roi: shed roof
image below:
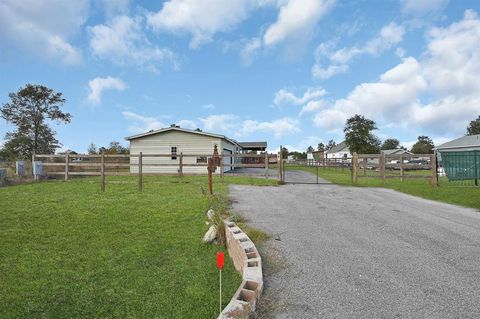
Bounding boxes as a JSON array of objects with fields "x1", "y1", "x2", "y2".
[
  {"x1": 125, "y1": 126, "x2": 241, "y2": 147},
  {"x1": 327, "y1": 141, "x2": 349, "y2": 153},
  {"x1": 381, "y1": 149, "x2": 412, "y2": 155},
  {"x1": 238, "y1": 142, "x2": 267, "y2": 150},
  {"x1": 435, "y1": 134, "x2": 480, "y2": 151}
]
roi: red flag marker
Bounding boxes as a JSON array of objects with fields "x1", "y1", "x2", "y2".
[
  {"x1": 216, "y1": 251, "x2": 225, "y2": 270},
  {"x1": 217, "y1": 251, "x2": 225, "y2": 315}
]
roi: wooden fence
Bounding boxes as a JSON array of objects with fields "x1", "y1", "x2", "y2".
[
  {"x1": 352, "y1": 152, "x2": 438, "y2": 186},
  {"x1": 32, "y1": 152, "x2": 280, "y2": 192}
]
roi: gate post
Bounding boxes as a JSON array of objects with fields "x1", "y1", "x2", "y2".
[
  {"x1": 431, "y1": 152, "x2": 438, "y2": 187},
  {"x1": 352, "y1": 152, "x2": 358, "y2": 184},
  {"x1": 278, "y1": 146, "x2": 283, "y2": 183}
]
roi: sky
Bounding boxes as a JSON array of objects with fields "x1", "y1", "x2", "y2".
[{"x1": 0, "y1": 0, "x2": 479, "y2": 153}]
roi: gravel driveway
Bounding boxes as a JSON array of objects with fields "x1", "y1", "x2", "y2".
[{"x1": 229, "y1": 174, "x2": 480, "y2": 318}]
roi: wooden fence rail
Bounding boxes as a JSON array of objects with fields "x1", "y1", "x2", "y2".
[
  {"x1": 352, "y1": 152, "x2": 438, "y2": 186},
  {"x1": 32, "y1": 152, "x2": 280, "y2": 192}
]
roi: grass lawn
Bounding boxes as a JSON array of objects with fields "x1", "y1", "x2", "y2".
[
  {"x1": 287, "y1": 166, "x2": 480, "y2": 210},
  {"x1": 0, "y1": 175, "x2": 277, "y2": 319}
]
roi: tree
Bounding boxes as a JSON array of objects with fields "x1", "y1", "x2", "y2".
[
  {"x1": 466, "y1": 115, "x2": 480, "y2": 135},
  {"x1": 306, "y1": 145, "x2": 314, "y2": 153},
  {"x1": 1, "y1": 84, "x2": 71, "y2": 159},
  {"x1": 325, "y1": 140, "x2": 336, "y2": 151},
  {"x1": 107, "y1": 141, "x2": 129, "y2": 154},
  {"x1": 381, "y1": 138, "x2": 400, "y2": 150},
  {"x1": 87, "y1": 143, "x2": 98, "y2": 155},
  {"x1": 280, "y1": 146, "x2": 288, "y2": 159},
  {"x1": 317, "y1": 142, "x2": 325, "y2": 151},
  {"x1": 411, "y1": 136, "x2": 434, "y2": 154},
  {"x1": 344, "y1": 114, "x2": 381, "y2": 154}
]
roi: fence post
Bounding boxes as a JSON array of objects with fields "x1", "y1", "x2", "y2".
[
  {"x1": 65, "y1": 154, "x2": 69, "y2": 181},
  {"x1": 207, "y1": 158, "x2": 213, "y2": 195},
  {"x1": 363, "y1": 157, "x2": 367, "y2": 176},
  {"x1": 400, "y1": 156, "x2": 404, "y2": 182},
  {"x1": 476, "y1": 150, "x2": 478, "y2": 186},
  {"x1": 264, "y1": 152, "x2": 269, "y2": 179},
  {"x1": 101, "y1": 153, "x2": 105, "y2": 192},
  {"x1": 380, "y1": 152, "x2": 386, "y2": 184},
  {"x1": 352, "y1": 153, "x2": 358, "y2": 184},
  {"x1": 220, "y1": 154, "x2": 224, "y2": 180},
  {"x1": 138, "y1": 152, "x2": 143, "y2": 192},
  {"x1": 431, "y1": 152, "x2": 438, "y2": 187},
  {"x1": 179, "y1": 152, "x2": 183, "y2": 177},
  {"x1": 32, "y1": 153, "x2": 36, "y2": 181},
  {"x1": 278, "y1": 146, "x2": 283, "y2": 182}
]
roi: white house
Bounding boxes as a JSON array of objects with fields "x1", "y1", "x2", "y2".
[
  {"x1": 325, "y1": 141, "x2": 351, "y2": 160},
  {"x1": 125, "y1": 126, "x2": 267, "y2": 174}
]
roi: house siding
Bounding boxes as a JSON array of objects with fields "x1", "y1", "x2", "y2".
[{"x1": 129, "y1": 130, "x2": 229, "y2": 174}]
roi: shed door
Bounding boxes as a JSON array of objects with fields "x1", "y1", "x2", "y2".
[{"x1": 223, "y1": 148, "x2": 232, "y2": 173}]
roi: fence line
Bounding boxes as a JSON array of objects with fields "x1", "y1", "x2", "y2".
[{"x1": 352, "y1": 152, "x2": 438, "y2": 186}]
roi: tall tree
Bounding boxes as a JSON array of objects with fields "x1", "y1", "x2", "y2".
[
  {"x1": 411, "y1": 136, "x2": 434, "y2": 154},
  {"x1": 106, "y1": 141, "x2": 129, "y2": 154},
  {"x1": 317, "y1": 142, "x2": 325, "y2": 151},
  {"x1": 344, "y1": 114, "x2": 381, "y2": 154},
  {"x1": 87, "y1": 143, "x2": 98, "y2": 155},
  {"x1": 280, "y1": 146, "x2": 288, "y2": 159},
  {"x1": 306, "y1": 145, "x2": 314, "y2": 153},
  {"x1": 325, "y1": 140, "x2": 336, "y2": 151},
  {"x1": 381, "y1": 138, "x2": 400, "y2": 150},
  {"x1": 1, "y1": 84, "x2": 71, "y2": 159},
  {"x1": 466, "y1": 115, "x2": 480, "y2": 135}
]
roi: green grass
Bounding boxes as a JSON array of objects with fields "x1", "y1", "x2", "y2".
[
  {"x1": 287, "y1": 166, "x2": 480, "y2": 210},
  {"x1": 0, "y1": 175, "x2": 277, "y2": 319}
]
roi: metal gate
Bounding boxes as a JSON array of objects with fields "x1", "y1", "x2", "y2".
[{"x1": 281, "y1": 159, "x2": 345, "y2": 184}]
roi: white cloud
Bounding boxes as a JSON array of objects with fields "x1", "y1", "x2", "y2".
[
  {"x1": 313, "y1": 22, "x2": 405, "y2": 79},
  {"x1": 100, "y1": 0, "x2": 130, "y2": 17},
  {"x1": 274, "y1": 87, "x2": 326, "y2": 105},
  {"x1": 199, "y1": 114, "x2": 238, "y2": 132},
  {"x1": 177, "y1": 119, "x2": 198, "y2": 129},
  {"x1": 312, "y1": 10, "x2": 480, "y2": 136},
  {"x1": 88, "y1": 77, "x2": 127, "y2": 104},
  {"x1": 89, "y1": 15, "x2": 176, "y2": 70},
  {"x1": 263, "y1": 0, "x2": 335, "y2": 46},
  {"x1": 202, "y1": 104, "x2": 215, "y2": 110},
  {"x1": 122, "y1": 111, "x2": 166, "y2": 134},
  {"x1": 282, "y1": 135, "x2": 323, "y2": 152},
  {"x1": 400, "y1": 0, "x2": 448, "y2": 16},
  {"x1": 240, "y1": 118, "x2": 300, "y2": 138},
  {"x1": 240, "y1": 37, "x2": 262, "y2": 65},
  {"x1": 0, "y1": 0, "x2": 86, "y2": 64},
  {"x1": 147, "y1": 0, "x2": 256, "y2": 48}
]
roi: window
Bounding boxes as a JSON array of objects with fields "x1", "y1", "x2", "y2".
[
  {"x1": 196, "y1": 156, "x2": 207, "y2": 164},
  {"x1": 171, "y1": 147, "x2": 177, "y2": 160}
]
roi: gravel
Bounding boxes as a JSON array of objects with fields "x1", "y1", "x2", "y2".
[{"x1": 229, "y1": 171, "x2": 480, "y2": 318}]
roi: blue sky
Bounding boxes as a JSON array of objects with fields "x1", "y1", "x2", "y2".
[{"x1": 1, "y1": 0, "x2": 479, "y2": 153}]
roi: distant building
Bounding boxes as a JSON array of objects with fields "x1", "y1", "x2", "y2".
[
  {"x1": 435, "y1": 134, "x2": 480, "y2": 152},
  {"x1": 381, "y1": 149, "x2": 412, "y2": 156},
  {"x1": 325, "y1": 141, "x2": 351, "y2": 160},
  {"x1": 125, "y1": 126, "x2": 267, "y2": 174}
]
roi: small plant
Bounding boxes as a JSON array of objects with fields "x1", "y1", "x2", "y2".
[{"x1": 210, "y1": 210, "x2": 226, "y2": 245}]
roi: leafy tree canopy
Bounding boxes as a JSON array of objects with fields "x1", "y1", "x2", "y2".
[
  {"x1": 317, "y1": 142, "x2": 325, "y2": 151},
  {"x1": 86, "y1": 141, "x2": 129, "y2": 155},
  {"x1": 325, "y1": 140, "x2": 336, "y2": 151},
  {"x1": 1, "y1": 84, "x2": 71, "y2": 159},
  {"x1": 466, "y1": 115, "x2": 480, "y2": 135},
  {"x1": 306, "y1": 145, "x2": 314, "y2": 153},
  {"x1": 381, "y1": 138, "x2": 400, "y2": 150},
  {"x1": 344, "y1": 114, "x2": 381, "y2": 154},
  {"x1": 411, "y1": 136, "x2": 434, "y2": 154}
]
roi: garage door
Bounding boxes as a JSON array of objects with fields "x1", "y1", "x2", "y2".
[{"x1": 223, "y1": 148, "x2": 232, "y2": 173}]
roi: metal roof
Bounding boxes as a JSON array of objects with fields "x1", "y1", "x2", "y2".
[
  {"x1": 326, "y1": 141, "x2": 349, "y2": 153},
  {"x1": 381, "y1": 149, "x2": 412, "y2": 155},
  {"x1": 435, "y1": 134, "x2": 480, "y2": 150},
  {"x1": 124, "y1": 126, "x2": 241, "y2": 147},
  {"x1": 238, "y1": 142, "x2": 267, "y2": 149}
]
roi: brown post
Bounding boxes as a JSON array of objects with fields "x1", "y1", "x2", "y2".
[
  {"x1": 431, "y1": 152, "x2": 438, "y2": 187},
  {"x1": 101, "y1": 153, "x2": 105, "y2": 192},
  {"x1": 207, "y1": 158, "x2": 213, "y2": 195},
  {"x1": 179, "y1": 152, "x2": 183, "y2": 177},
  {"x1": 400, "y1": 156, "x2": 404, "y2": 182},
  {"x1": 264, "y1": 152, "x2": 269, "y2": 179},
  {"x1": 32, "y1": 153, "x2": 36, "y2": 181},
  {"x1": 380, "y1": 152, "x2": 386, "y2": 184},
  {"x1": 352, "y1": 153, "x2": 358, "y2": 184},
  {"x1": 138, "y1": 152, "x2": 143, "y2": 192},
  {"x1": 65, "y1": 154, "x2": 69, "y2": 181},
  {"x1": 278, "y1": 146, "x2": 283, "y2": 182},
  {"x1": 363, "y1": 157, "x2": 367, "y2": 176},
  {"x1": 220, "y1": 154, "x2": 224, "y2": 180}
]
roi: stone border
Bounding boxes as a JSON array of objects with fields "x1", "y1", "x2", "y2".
[{"x1": 218, "y1": 221, "x2": 263, "y2": 319}]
